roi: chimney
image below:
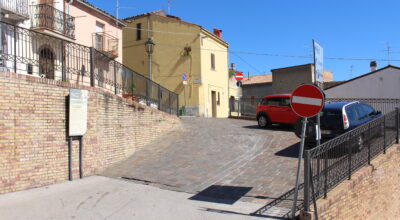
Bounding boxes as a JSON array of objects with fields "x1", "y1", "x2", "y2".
[
  {"x1": 248, "y1": 72, "x2": 250, "y2": 80},
  {"x1": 213, "y1": 28, "x2": 222, "y2": 38},
  {"x1": 370, "y1": 61, "x2": 377, "y2": 72}
]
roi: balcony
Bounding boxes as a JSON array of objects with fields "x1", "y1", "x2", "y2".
[
  {"x1": 92, "y1": 32, "x2": 119, "y2": 58},
  {"x1": 31, "y1": 4, "x2": 75, "y2": 39},
  {"x1": 0, "y1": 0, "x2": 29, "y2": 20}
]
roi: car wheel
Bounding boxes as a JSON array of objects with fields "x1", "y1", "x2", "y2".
[{"x1": 258, "y1": 115, "x2": 270, "y2": 128}]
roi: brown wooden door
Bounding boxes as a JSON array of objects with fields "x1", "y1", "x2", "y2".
[
  {"x1": 211, "y1": 91, "x2": 217, "y2": 118},
  {"x1": 39, "y1": 48, "x2": 55, "y2": 79},
  {"x1": 39, "y1": 0, "x2": 54, "y2": 30}
]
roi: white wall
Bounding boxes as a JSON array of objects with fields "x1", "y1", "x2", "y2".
[{"x1": 326, "y1": 67, "x2": 400, "y2": 99}]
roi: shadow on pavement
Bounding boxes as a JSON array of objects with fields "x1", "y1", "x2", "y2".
[
  {"x1": 242, "y1": 124, "x2": 294, "y2": 132},
  {"x1": 275, "y1": 142, "x2": 301, "y2": 158},
  {"x1": 201, "y1": 207, "x2": 288, "y2": 219},
  {"x1": 189, "y1": 185, "x2": 252, "y2": 205}
]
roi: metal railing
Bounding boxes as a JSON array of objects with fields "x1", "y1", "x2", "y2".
[
  {"x1": 0, "y1": 0, "x2": 29, "y2": 18},
  {"x1": 229, "y1": 97, "x2": 262, "y2": 117},
  {"x1": 31, "y1": 4, "x2": 75, "y2": 39},
  {"x1": 302, "y1": 107, "x2": 400, "y2": 213},
  {"x1": 92, "y1": 32, "x2": 119, "y2": 57},
  {"x1": 326, "y1": 98, "x2": 400, "y2": 114},
  {"x1": 0, "y1": 21, "x2": 179, "y2": 116}
]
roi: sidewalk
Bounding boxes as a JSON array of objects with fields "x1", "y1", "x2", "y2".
[{"x1": 0, "y1": 176, "x2": 273, "y2": 220}]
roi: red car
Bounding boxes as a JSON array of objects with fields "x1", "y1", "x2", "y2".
[{"x1": 256, "y1": 94, "x2": 300, "y2": 128}]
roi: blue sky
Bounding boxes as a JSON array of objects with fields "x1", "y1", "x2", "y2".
[{"x1": 89, "y1": 0, "x2": 400, "y2": 81}]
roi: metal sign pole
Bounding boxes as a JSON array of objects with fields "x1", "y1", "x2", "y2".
[
  {"x1": 291, "y1": 117, "x2": 308, "y2": 218},
  {"x1": 313, "y1": 40, "x2": 324, "y2": 148}
]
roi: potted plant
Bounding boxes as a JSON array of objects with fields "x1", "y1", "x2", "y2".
[
  {"x1": 123, "y1": 81, "x2": 137, "y2": 101},
  {"x1": 184, "y1": 46, "x2": 192, "y2": 56}
]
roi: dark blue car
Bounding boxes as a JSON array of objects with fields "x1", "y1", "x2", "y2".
[{"x1": 294, "y1": 102, "x2": 382, "y2": 149}]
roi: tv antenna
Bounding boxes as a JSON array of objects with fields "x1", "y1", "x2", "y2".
[
  {"x1": 168, "y1": 0, "x2": 175, "y2": 14},
  {"x1": 380, "y1": 41, "x2": 392, "y2": 65},
  {"x1": 116, "y1": 0, "x2": 136, "y2": 25}
]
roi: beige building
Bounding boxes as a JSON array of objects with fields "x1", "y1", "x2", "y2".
[
  {"x1": 123, "y1": 10, "x2": 230, "y2": 117},
  {"x1": 272, "y1": 63, "x2": 333, "y2": 94}
]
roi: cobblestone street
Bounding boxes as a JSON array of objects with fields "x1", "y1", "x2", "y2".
[{"x1": 103, "y1": 117, "x2": 302, "y2": 210}]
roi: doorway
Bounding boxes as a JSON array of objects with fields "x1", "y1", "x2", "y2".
[
  {"x1": 39, "y1": 47, "x2": 55, "y2": 79},
  {"x1": 39, "y1": 0, "x2": 54, "y2": 30},
  {"x1": 211, "y1": 91, "x2": 217, "y2": 118}
]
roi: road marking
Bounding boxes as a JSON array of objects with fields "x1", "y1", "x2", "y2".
[{"x1": 292, "y1": 96, "x2": 322, "y2": 106}]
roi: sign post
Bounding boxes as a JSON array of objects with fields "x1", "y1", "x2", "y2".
[
  {"x1": 290, "y1": 84, "x2": 324, "y2": 218},
  {"x1": 182, "y1": 73, "x2": 188, "y2": 108},
  {"x1": 235, "y1": 72, "x2": 244, "y2": 116},
  {"x1": 69, "y1": 89, "x2": 89, "y2": 180},
  {"x1": 313, "y1": 40, "x2": 324, "y2": 144}
]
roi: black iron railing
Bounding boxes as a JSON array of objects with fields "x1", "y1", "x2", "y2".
[
  {"x1": 0, "y1": 21, "x2": 179, "y2": 116},
  {"x1": 0, "y1": 0, "x2": 29, "y2": 18},
  {"x1": 31, "y1": 4, "x2": 75, "y2": 39},
  {"x1": 326, "y1": 98, "x2": 400, "y2": 114},
  {"x1": 229, "y1": 97, "x2": 262, "y2": 117},
  {"x1": 92, "y1": 32, "x2": 119, "y2": 57},
  {"x1": 302, "y1": 107, "x2": 400, "y2": 213}
]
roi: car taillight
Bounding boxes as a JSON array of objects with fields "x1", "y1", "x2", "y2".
[{"x1": 343, "y1": 114, "x2": 349, "y2": 129}]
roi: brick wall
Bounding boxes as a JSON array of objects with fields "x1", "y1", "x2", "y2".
[
  {"x1": 302, "y1": 145, "x2": 400, "y2": 220},
  {"x1": 0, "y1": 71, "x2": 180, "y2": 194}
]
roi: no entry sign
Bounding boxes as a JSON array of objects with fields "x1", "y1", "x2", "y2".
[
  {"x1": 235, "y1": 72, "x2": 244, "y2": 81},
  {"x1": 290, "y1": 84, "x2": 324, "y2": 118}
]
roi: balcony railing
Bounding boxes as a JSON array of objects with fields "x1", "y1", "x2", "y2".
[
  {"x1": 31, "y1": 4, "x2": 75, "y2": 39},
  {"x1": 0, "y1": 0, "x2": 29, "y2": 19},
  {"x1": 92, "y1": 32, "x2": 119, "y2": 58}
]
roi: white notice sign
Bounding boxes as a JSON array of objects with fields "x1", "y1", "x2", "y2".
[
  {"x1": 313, "y1": 40, "x2": 324, "y2": 84},
  {"x1": 69, "y1": 89, "x2": 88, "y2": 136}
]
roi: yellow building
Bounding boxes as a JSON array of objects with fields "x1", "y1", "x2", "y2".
[{"x1": 123, "y1": 10, "x2": 230, "y2": 117}]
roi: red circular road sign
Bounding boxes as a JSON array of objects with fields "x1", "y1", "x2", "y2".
[
  {"x1": 290, "y1": 84, "x2": 324, "y2": 118},
  {"x1": 235, "y1": 72, "x2": 244, "y2": 81}
]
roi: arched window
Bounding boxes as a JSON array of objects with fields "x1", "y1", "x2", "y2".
[{"x1": 39, "y1": 47, "x2": 55, "y2": 79}]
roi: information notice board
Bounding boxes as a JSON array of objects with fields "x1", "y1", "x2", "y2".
[{"x1": 69, "y1": 89, "x2": 88, "y2": 136}]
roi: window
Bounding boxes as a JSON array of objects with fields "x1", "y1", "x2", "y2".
[
  {"x1": 266, "y1": 97, "x2": 282, "y2": 106},
  {"x1": 263, "y1": 97, "x2": 290, "y2": 107},
  {"x1": 320, "y1": 111, "x2": 342, "y2": 128},
  {"x1": 211, "y1": 53, "x2": 215, "y2": 70},
  {"x1": 260, "y1": 98, "x2": 268, "y2": 105},
  {"x1": 355, "y1": 105, "x2": 368, "y2": 120},
  {"x1": 361, "y1": 104, "x2": 375, "y2": 116},
  {"x1": 95, "y1": 22, "x2": 105, "y2": 50},
  {"x1": 281, "y1": 98, "x2": 290, "y2": 107},
  {"x1": 136, "y1": 23, "x2": 141, "y2": 41},
  {"x1": 346, "y1": 106, "x2": 358, "y2": 122}
]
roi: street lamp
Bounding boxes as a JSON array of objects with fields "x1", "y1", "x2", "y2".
[{"x1": 145, "y1": 38, "x2": 155, "y2": 80}]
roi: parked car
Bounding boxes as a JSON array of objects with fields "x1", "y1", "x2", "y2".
[
  {"x1": 294, "y1": 101, "x2": 382, "y2": 150},
  {"x1": 256, "y1": 94, "x2": 300, "y2": 128}
]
